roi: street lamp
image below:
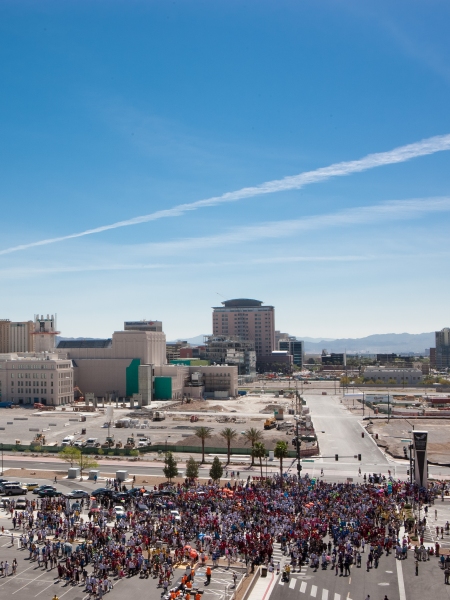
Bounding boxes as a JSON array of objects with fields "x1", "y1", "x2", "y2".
[{"x1": 0, "y1": 443, "x2": 3, "y2": 476}]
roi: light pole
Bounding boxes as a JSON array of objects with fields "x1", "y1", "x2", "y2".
[{"x1": 1, "y1": 443, "x2": 3, "y2": 476}]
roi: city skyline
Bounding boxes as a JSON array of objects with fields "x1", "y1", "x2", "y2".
[{"x1": 1, "y1": 1, "x2": 450, "y2": 339}]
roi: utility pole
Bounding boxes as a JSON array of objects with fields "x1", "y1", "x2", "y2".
[{"x1": 295, "y1": 389, "x2": 302, "y2": 485}]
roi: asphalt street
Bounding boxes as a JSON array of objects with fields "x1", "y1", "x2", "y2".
[{"x1": 0, "y1": 512, "x2": 245, "y2": 600}]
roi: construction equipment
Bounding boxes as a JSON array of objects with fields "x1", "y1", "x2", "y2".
[
  {"x1": 153, "y1": 411, "x2": 166, "y2": 421},
  {"x1": 115, "y1": 441, "x2": 123, "y2": 448},
  {"x1": 190, "y1": 415, "x2": 199, "y2": 422},
  {"x1": 124, "y1": 436, "x2": 136, "y2": 449},
  {"x1": 73, "y1": 386, "x2": 85, "y2": 402},
  {"x1": 101, "y1": 436, "x2": 115, "y2": 449},
  {"x1": 33, "y1": 433, "x2": 46, "y2": 445},
  {"x1": 264, "y1": 417, "x2": 277, "y2": 430}
]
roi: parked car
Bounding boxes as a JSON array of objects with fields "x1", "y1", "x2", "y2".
[
  {"x1": 25, "y1": 482, "x2": 39, "y2": 491},
  {"x1": 170, "y1": 509, "x2": 181, "y2": 522},
  {"x1": 66, "y1": 489, "x2": 90, "y2": 499},
  {"x1": 113, "y1": 505, "x2": 126, "y2": 518},
  {"x1": 33, "y1": 485, "x2": 55, "y2": 495},
  {"x1": 38, "y1": 488, "x2": 62, "y2": 498},
  {"x1": 15, "y1": 497, "x2": 27, "y2": 509},
  {"x1": 91, "y1": 488, "x2": 114, "y2": 498},
  {"x1": 0, "y1": 484, "x2": 28, "y2": 496}
]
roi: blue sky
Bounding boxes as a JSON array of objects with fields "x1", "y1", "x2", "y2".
[{"x1": 1, "y1": 0, "x2": 450, "y2": 340}]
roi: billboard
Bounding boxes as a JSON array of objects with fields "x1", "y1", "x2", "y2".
[{"x1": 413, "y1": 430, "x2": 428, "y2": 488}]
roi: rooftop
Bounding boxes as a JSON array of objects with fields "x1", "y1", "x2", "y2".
[
  {"x1": 217, "y1": 298, "x2": 264, "y2": 308},
  {"x1": 57, "y1": 339, "x2": 112, "y2": 349}
]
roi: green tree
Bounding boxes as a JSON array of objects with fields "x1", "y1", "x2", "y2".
[
  {"x1": 194, "y1": 426, "x2": 213, "y2": 464},
  {"x1": 163, "y1": 451, "x2": 178, "y2": 482},
  {"x1": 251, "y1": 442, "x2": 266, "y2": 478},
  {"x1": 220, "y1": 427, "x2": 238, "y2": 464},
  {"x1": 209, "y1": 456, "x2": 223, "y2": 483},
  {"x1": 185, "y1": 456, "x2": 200, "y2": 480},
  {"x1": 58, "y1": 446, "x2": 99, "y2": 478},
  {"x1": 274, "y1": 440, "x2": 288, "y2": 483},
  {"x1": 243, "y1": 427, "x2": 263, "y2": 466}
]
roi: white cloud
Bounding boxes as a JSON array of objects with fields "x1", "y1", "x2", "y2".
[
  {"x1": 119, "y1": 196, "x2": 450, "y2": 256},
  {"x1": 1, "y1": 133, "x2": 450, "y2": 256}
]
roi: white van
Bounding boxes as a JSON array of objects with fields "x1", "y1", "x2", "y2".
[
  {"x1": 61, "y1": 435, "x2": 75, "y2": 447},
  {"x1": 85, "y1": 438, "x2": 99, "y2": 448}
]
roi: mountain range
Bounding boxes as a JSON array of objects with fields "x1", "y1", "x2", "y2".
[{"x1": 174, "y1": 332, "x2": 435, "y2": 354}]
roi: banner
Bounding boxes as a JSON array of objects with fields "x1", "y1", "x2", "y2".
[{"x1": 413, "y1": 431, "x2": 428, "y2": 488}]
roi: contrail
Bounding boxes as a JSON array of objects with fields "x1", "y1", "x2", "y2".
[{"x1": 2, "y1": 132, "x2": 450, "y2": 256}]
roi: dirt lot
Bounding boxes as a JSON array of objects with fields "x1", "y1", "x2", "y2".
[{"x1": 368, "y1": 418, "x2": 450, "y2": 465}]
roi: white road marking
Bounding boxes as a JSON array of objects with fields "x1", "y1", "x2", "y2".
[
  {"x1": 35, "y1": 581, "x2": 57, "y2": 597},
  {"x1": 289, "y1": 578, "x2": 296, "y2": 589},
  {"x1": 12, "y1": 571, "x2": 49, "y2": 594},
  {"x1": 300, "y1": 581, "x2": 307, "y2": 593},
  {"x1": 311, "y1": 585, "x2": 317, "y2": 597},
  {"x1": 322, "y1": 589, "x2": 328, "y2": 600},
  {"x1": 334, "y1": 594, "x2": 341, "y2": 600}
]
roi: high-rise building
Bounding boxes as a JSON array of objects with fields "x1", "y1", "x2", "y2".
[
  {"x1": 0, "y1": 319, "x2": 35, "y2": 353},
  {"x1": 279, "y1": 337, "x2": 304, "y2": 368},
  {"x1": 212, "y1": 298, "x2": 275, "y2": 357},
  {"x1": 436, "y1": 328, "x2": 450, "y2": 369}
]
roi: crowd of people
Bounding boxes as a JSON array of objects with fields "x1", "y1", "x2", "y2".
[{"x1": 0, "y1": 473, "x2": 447, "y2": 598}]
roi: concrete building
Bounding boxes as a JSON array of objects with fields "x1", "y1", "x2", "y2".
[
  {"x1": 363, "y1": 366, "x2": 423, "y2": 384},
  {"x1": 436, "y1": 328, "x2": 450, "y2": 369},
  {"x1": 0, "y1": 353, "x2": 74, "y2": 406},
  {"x1": 279, "y1": 337, "x2": 304, "y2": 368},
  {"x1": 33, "y1": 315, "x2": 59, "y2": 353},
  {"x1": 204, "y1": 335, "x2": 256, "y2": 375},
  {"x1": 212, "y1": 298, "x2": 275, "y2": 357},
  {"x1": 57, "y1": 330, "x2": 166, "y2": 400},
  {"x1": 0, "y1": 319, "x2": 35, "y2": 353},
  {"x1": 152, "y1": 363, "x2": 238, "y2": 400}
]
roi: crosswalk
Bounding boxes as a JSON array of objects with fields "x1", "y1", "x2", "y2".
[{"x1": 277, "y1": 578, "x2": 352, "y2": 600}]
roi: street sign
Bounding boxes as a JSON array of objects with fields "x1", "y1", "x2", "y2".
[
  {"x1": 302, "y1": 459, "x2": 314, "y2": 462},
  {"x1": 401, "y1": 439, "x2": 412, "y2": 443}
]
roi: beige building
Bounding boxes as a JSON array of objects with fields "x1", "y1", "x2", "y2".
[
  {"x1": 0, "y1": 319, "x2": 35, "y2": 353},
  {"x1": 0, "y1": 314, "x2": 58, "y2": 353},
  {"x1": 0, "y1": 353, "x2": 74, "y2": 406},
  {"x1": 212, "y1": 298, "x2": 275, "y2": 357},
  {"x1": 58, "y1": 330, "x2": 167, "y2": 399}
]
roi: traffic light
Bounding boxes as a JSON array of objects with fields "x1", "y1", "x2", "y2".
[
  {"x1": 335, "y1": 454, "x2": 339, "y2": 461},
  {"x1": 297, "y1": 464, "x2": 302, "y2": 472},
  {"x1": 403, "y1": 446, "x2": 408, "y2": 458},
  {"x1": 292, "y1": 437, "x2": 298, "y2": 447},
  {"x1": 407, "y1": 469, "x2": 410, "y2": 476},
  {"x1": 358, "y1": 454, "x2": 361, "y2": 461}
]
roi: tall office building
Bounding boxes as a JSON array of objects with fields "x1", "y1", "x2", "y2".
[
  {"x1": 279, "y1": 337, "x2": 304, "y2": 368},
  {"x1": 212, "y1": 298, "x2": 275, "y2": 357},
  {"x1": 436, "y1": 327, "x2": 450, "y2": 369},
  {"x1": 0, "y1": 319, "x2": 34, "y2": 353}
]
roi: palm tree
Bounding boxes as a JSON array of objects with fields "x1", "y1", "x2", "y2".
[
  {"x1": 194, "y1": 426, "x2": 213, "y2": 464},
  {"x1": 242, "y1": 427, "x2": 263, "y2": 466},
  {"x1": 274, "y1": 440, "x2": 288, "y2": 483},
  {"x1": 220, "y1": 427, "x2": 238, "y2": 464},
  {"x1": 251, "y1": 442, "x2": 266, "y2": 479}
]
